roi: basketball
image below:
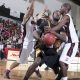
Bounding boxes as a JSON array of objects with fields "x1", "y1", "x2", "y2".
[{"x1": 42, "y1": 33, "x2": 56, "y2": 46}]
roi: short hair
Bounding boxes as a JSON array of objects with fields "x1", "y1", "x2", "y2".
[
  {"x1": 63, "y1": 3, "x2": 71, "y2": 12},
  {"x1": 53, "y1": 10, "x2": 60, "y2": 15},
  {"x1": 36, "y1": 19, "x2": 42, "y2": 26}
]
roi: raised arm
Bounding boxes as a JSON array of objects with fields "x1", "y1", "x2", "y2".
[
  {"x1": 23, "y1": 0, "x2": 35, "y2": 24},
  {"x1": 33, "y1": 29, "x2": 42, "y2": 42},
  {"x1": 44, "y1": 15, "x2": 70, "y2": 33},
  {"x1": 52, "y1": 31, "x2": 66, "y2": 42},
  {"x1": 52, "y1": 15, "x2": 69, "y2": 31},
  {"x1": 36, "y1": 5, "x2": 48, "y2": 20}
]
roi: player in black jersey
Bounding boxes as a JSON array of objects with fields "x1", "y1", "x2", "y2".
[{"x1": 23, "y1": 10, "x2": 66, "y2": 80}]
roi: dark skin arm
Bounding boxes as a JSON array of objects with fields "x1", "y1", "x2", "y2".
[
  {"x1": 52, "y1": 31, "x2": 66, "y2": 42},
  {"x1": 33, "y1": 29, "x2": 66, "y2": 42},
  {"x1": 44, "y1": 15, "x2": 69, "y2": 32},
  {"x1": 44, "y1": 15, "x2": 69, "y2": 42},
  {"x1": 23, "y1": 0, "x2": 35, "y2": 24},
  {"x1": 34, "y1": 14, "x2": 68, "y2": 42}
]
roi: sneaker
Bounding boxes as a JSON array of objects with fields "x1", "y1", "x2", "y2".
[
  {"x1": 3, "y1": 69, "x2": 10, "y2": 79},
  {"x1": 35, "y1": 69, "x2": 42, "y2": 78}
]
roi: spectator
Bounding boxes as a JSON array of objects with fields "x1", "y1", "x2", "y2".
[
  {"x1": 0, "y1": 16, "x2": 22, "y2": 49},
  {"x1": 0, "y1": 40, "x2": 5, "y2": 60}
]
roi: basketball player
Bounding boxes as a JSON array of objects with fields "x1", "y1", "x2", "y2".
[
  {"x1": 44, "y1": 3, "x2": 79, "y2": 80},
  {"x1": 3, "y1": 0, "x2": 42, "y2": 79},
  {"x1": 23, "y1": 10, "x2": 67, "y2": 80},
  {"x1": 4, "y1": 0, "x2": 49, "y2": 79}
]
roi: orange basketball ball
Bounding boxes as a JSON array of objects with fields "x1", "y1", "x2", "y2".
[{"x1": 42, "y1": 33, "x2": 56, "y2": 46}]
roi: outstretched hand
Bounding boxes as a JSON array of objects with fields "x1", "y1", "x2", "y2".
[
  {"x1": 32, "y1": 0, "x2": 35, "y2": 2},
  {"x1": 32, "y1": 0, "x2": 35, "y2": 3},
  {"x1": 44, "y1": 5, "x2": 48, "y2": 11}
]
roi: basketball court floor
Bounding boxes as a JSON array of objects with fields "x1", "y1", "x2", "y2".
[{"x1": 0, "y1": 60, "x2": 80, "y2": 80}]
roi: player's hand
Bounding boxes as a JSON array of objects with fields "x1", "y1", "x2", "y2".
[
  {"x1": 32, "y1": 0, "x2": 35, "y2": 3},
  {"x1": 32, "y1": 0, "x2": 35, "y2": 1},
  {"x1": 44, "y1": 26, "x2": 53, "y2": 33},
  {"x1": 44, "y1": 5, "x2": 48, "y2": 12},
  {"x1": 38, "y1": 34, "x2": 44, "y2": 43},
  {"x1": 41, "y1": 33, "x2": 44, "y2": 41}
]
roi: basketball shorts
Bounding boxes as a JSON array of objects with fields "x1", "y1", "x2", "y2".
[
  {"x1": 37, "y1": 44, "x2": 60, "y2": 68},
  {"x1": 17, "y1": 40, "x2": 36, "y2": 64},
  {"x1": 59, "y1": 43, "x2": 78, "y2": 64}
]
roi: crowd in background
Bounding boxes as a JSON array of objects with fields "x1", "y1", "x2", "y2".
[{"x1": 0, "y1": 17, "x2": 22, "y2": 60}]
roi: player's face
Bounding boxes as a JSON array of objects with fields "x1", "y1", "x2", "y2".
[
  {"x1": 53, "y1": 11, "x2": 61, "y2": 21},
  {"x1": 60, "y1": 5, "x2": 66, "y2": 14}
]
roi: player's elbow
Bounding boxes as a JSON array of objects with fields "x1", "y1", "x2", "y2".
[
  {"x1": 33, "y1": 30, "x2": 40, "y2": 41},
  {"x1": 63, "y1": 35, "x2": 68, "y2": 42},
  {"x1": 60, "y1": 32, "x2": 66, "y2": 42},
  {"x1": 33, "y1": 34, "x2": 36, "y2": 39},
  {"x1": 61, "y1": 35, "x2": 66, "y2": 42},
  {"x1": 62, "y1": 38, "x2": 66, "y2": 42}
]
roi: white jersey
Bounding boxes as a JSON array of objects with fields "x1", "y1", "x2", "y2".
[
  {"x1": 17, "y1": 17, "x2": 37, "y2": 64},
  {"x1": 64, "y1": 14, "x2": 79, "y2": 43},
  {"x1": 21, "y1": 17, "x2": 35, "y2": 42},
  {"x1": 25, "y1": 17, "x2": 35, "y2": 41}
]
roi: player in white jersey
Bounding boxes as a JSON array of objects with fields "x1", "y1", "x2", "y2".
[
  {"x1": 44, "y1": 3, "x2": 79, "y2": 80},
  {"x1": 4, "y1": 0, "x2": 48, "y2": 79},
  {"x1": 3, "y1": 0, "x2": 41, "y2": 79}
]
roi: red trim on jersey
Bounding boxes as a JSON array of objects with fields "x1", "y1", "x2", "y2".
[
  {"x1": 19, "y1": 36, "x2": 25, "y2": 57},
  {"x1": 67, "y1": 43, "x2": 75, "y2": 57}
]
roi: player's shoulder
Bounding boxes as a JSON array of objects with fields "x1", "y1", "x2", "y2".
[{"x1": 62, "y1": 14, "x2": 70, "y2": 20}]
